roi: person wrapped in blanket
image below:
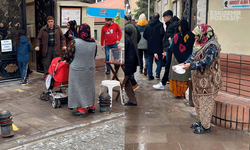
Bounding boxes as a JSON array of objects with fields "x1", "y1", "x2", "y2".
[
  {"x1": 168, "y1": 19, "x2": 195, "y2": 98},
  {"x1": 181, "y1": 24, "x2": 223, "y2": 134},
  {"x1": 60, "y1": 23, "x2": 97, "y2": 117}
]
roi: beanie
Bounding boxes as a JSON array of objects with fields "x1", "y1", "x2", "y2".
[
  {"x1": 46, "y1": 16, "x2": 54, "y2": 22},
  {"x1": 139, "y1": 13, "x2": 146, "y2": 20}
]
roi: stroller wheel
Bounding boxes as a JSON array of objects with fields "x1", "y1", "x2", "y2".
[
  {"x1": 52, "y1": 99, "x2": 57, "y2": 109},
  {"x1": 45, "y1": 92, "x2": 50, "y2": 101},
  {"x1": 57, "y1": 100, "x2": 61, "y2": 108},
  {"x1": 40, "y1": 92, "x2": 45, "y2": 100}
]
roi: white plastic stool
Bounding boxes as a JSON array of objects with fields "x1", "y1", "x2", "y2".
[{"x1": 99, "y1": 80, "x2": 124, "y2": 107}]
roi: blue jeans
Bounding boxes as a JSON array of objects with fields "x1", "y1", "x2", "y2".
[
  {"x1": 18, "y1": 62, "x2": 28, "y2": 82},
  {"x1": 148, "y1": 53, "x2": 162, "y2": 77},
  {"x1": 105, "y1": 44, "x2": 118, "y2": 70}
]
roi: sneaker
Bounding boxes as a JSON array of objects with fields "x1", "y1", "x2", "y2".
[
  {"x1": 148, "y1": 76, "x2": 154, "y2": 81},
  {"x1": 156, "y1": 74, "x2": 160, "y2": 79},
  {"x1": 143, "y1": 68, "x2": 147, "y2": 76},
  {"x1": 106, "y1": 70, "x2": 110, "y2": 75},
  {"x1": 21, "y1": 81, "x2": 29, "y2": 85},
  {"x1": 166, "y1": 81, "x2": 170, "y2": 84},
  {"x1": 153, "y1": 82, "x2": 165, "y2": 90},
  {"x1": 132, "y1": 84, "x2": 140, "y2": 91}
]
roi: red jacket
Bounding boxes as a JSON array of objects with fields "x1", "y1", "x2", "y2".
[{"x1": 101, "y1": 22, "x2": 122, "y2": 46}]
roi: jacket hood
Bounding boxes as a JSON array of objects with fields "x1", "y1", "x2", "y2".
[
  {"x1": 137, "y1": 19, "x2": 148, "y2": 26},
  {"x1": 149, "y1": 18, "x2": 160, "y2": 26},
  {"x1": 20, "y1": 35, "x2": 28, "y2": 43}
]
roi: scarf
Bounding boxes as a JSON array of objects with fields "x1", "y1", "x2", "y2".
[
  {"x1": 173, "y1": 19, "x2": 195, "y2": 63},
  {"x1": 192, "y1": 24, "x2": 217, "y2": 51},
  {"x1": 78, "y1": 23, "x2": 95, "y2": 42}
]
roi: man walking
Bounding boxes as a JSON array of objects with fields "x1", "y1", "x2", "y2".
[
  {"x1": 153, "y1": 10, "x2": 179, "y2": 89},
  {"x1": 101, "y1": 18, "x2": 122, "y2": 75},
  {"x1": 35, "y1": 16, "x2": 66, "y2": 78},
  {"x1": 143, "y1": 12, "x2": 165, "y2": 81}
]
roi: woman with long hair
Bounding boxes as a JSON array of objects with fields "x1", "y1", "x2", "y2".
[
  {"x1": 182, "y1": 24, "x2": 223, "y2": 134},
  {"x1": 14, "y1": 30, "x2": 33, "y2": 85}
]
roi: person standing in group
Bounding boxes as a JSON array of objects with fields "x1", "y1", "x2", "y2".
[
  {"x1": 124, "y1": 26, "x2": 138, "y2": 106},
  {"x1": 182, "y1": 24, "x2": 223, "y2": 133},
  {"x1": 61, "y1": 23, "x2": 97, "y2": 117},
  {"x1": 35, "y1": 16, "x2": 66, "y2": 79},
  {"x1": 136, "y1": 13, "x2": 148, "y2": 76},
  {"x1": 153, "y1": 10, "x2": 179, "y2": 89},
  {"x1": 64, "y1": 20, "x2": 78, "y2": 46},
  {"x1": 14, "y1": 31, "x2": 33, "y2": 85},
  {"x1": 125, "y1": 14, "x2": 140, "y2": 91},
  {"x1": 143, "y1": 12, "x2": 165, "y2": 81},
  {"x1": 101, "y1": 18, "x2": 122, "y2": 75},
  {"x1": 168, "y1": 19, "x2": 195, "y2": 98}
]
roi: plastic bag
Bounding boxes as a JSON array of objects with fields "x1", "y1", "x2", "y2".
[
  {"x1": 172, "y1": 65, "x2": 186, "y2": 74},
  {"x1": 185, "y1": 88, "x2": 189, "y2": 101}
]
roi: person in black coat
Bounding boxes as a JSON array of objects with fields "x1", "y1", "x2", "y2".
[
  {"x1": 153, "y1": 10, "x2": 180, "y2": 89},
  {"x1": 124, "y1": 26, "x2": 138, "y2": 106},
  {"x1": 143, "y1": 12, "x2": 165, "y2": 81}
]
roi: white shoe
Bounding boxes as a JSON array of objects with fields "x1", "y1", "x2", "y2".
[{"x1": 153, "y1": 82, "x2": 165, "y2": 90}]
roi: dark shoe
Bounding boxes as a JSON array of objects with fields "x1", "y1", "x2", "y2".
[
  {"x1": 68, "y1": 108, "x2": 73, "y2": 110},
  {"x1": 21, "y1": 81, "x2": 29, "y2": 85},
  {"x1": 193, "y1": 125, "x2": 211, "y2": 134},
  {"x1": 139, "y1": 69, "x2": 143, "y2": 74},
  {"x1": 156, "y1": 74, "x2": 160, "y2": 79},
  {"x1": 190, "y1": 121, "x2": 201, "y2": 129},
  {"x1": 143, "y1": 68, "x2": 147, "y2": 76},
  {"x1": 72, "y1": 107, "x2": 86, "y2": 117},
  {"x1": 28, "y1": 70, "x2": 33, "y2": 74},
  {"x1": 176, "y1": 96, "x2": 182, "y2": 99},
  {"x1": 148, "y1": 76, "x2": 154, "y2": 81},
  {"x1": 124, "y1": 102, "x2": 137, "y2": 106},
  {"x1": 87, "y1": 105, "x2": 95, "y2": 113},
  {"x1": 106, "y1": 70, "x2": 110, "y2": 75}
]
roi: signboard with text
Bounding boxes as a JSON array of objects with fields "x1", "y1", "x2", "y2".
[
  {"x1": 222, "y1": 0, "x2": 250, "y2": 10},
  {"x1": 1, "y1": 40, "x2": 12, "y2": 52}
]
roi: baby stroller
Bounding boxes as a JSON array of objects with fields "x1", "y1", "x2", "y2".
[{"x1": 40, "y1": 57, "x2": 69, "y2": 108}]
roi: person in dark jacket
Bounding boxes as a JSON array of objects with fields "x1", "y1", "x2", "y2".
[
  {"x1": 125, "y1": 14, "x2": 140, "y2": 91},
  {"x1": 124, "y1": 26, "x2": 138, "y2": 106},
  {"x1": 14, "y1": 31, "x2": 33, "y2": 85},
  {"x1": 64, "y1": 20, "x2": 78, "y2": 46},
  {"x1": 153, "y1": 10, "x2": 179, "y2": 88},
  {"x1": 143, "y1": 12, "x2": 165, "y2": 81},
  {"x1": 136, "y1": 13, "x2": 148, "y2": 76}
]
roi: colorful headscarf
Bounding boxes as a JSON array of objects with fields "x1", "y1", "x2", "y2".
[
  {"x1": 192, "y1": 24, "x2": 216, "y2": 51},
  {"x1": 78, "y1": 23, "x2": 95, "y2": 42},
  {"x1": 67, "y1": 20, "x2": 78, "y2": 38}
]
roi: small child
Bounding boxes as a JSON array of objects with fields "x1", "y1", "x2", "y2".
[{"x1": 14, "y1": 31, "x2": 33, "y2": 85}]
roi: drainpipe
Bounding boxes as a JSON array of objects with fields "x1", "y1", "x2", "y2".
[{"x1": 148, "y1": 0, "x2": 150, "y2": 21}]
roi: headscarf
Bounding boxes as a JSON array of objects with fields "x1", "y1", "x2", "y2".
[
  {"x1": 192, "y1": 24, "x2": 217, "y2": 51},
  {"x1": 173, "y1": 19, "x2": 195, "y2": 63},
  {"x1": 66, "y1": 20, "x2": 78, "y2": 38},
  {"x1": 78, "y1": 23, "x2": 95, "y2": 42}
]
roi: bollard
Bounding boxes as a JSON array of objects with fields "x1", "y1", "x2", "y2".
[
  {"x1": 99, "y1": 93, "x2": 111, "y2": 113},
  {"x1": 0, "y1": 110, "x2": 14, "y2": 138}
]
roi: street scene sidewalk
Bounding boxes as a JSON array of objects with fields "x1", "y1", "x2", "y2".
[{"x1": 0, "y1": 63, "x2": 250, "y2": 150}]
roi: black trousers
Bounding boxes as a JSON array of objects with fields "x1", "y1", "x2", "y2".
[
  {"x1": 43, "y1": 46, "x2": 59, "y2": 78},
  {"x1": 161, "y1": 50, "x2": 172, "y2": 86}
]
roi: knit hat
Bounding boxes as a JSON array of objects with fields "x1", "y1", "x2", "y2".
[
  {"x1": 163, "y1": 10, "x2": 173, "y2": 17},
  {"x1": 139, "y1": 13, "x2": 146, "y2": 20},
  {"x1": 46, "y1": 16, "x2": 54, "y2": 22}
]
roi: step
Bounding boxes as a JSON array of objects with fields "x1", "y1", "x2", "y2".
[{"x1": 211, "y1": 92, "x2": 250, "y2": 132}]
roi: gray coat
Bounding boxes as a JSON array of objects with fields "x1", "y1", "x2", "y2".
[{"x1": 68, "y1": 38, "x2": 96, "y2": 108}]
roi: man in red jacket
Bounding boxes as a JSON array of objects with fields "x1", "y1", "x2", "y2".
[{"x1": 101, "y1": 18, "x2": 122, "y2": 74}]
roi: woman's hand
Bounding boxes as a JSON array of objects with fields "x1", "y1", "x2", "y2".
[
  {"x1": 179, "y1": 63, "x2": 184, "y2": 66},
  {"x1": 69, "y1": 34, "x2": 72, "y2": 38},
  {"x1": 183, "y1": 63, "x2": 191, "y2": 70}
]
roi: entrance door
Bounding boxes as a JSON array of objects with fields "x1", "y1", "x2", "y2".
[{"x1": 35, "y1": 0, "x2": 54, "y2": 73}]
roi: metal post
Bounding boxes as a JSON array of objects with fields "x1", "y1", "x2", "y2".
[{"x1": 148, "y1": 0, "x2": 150, "y2": 21}]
